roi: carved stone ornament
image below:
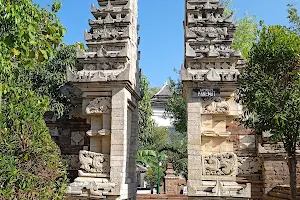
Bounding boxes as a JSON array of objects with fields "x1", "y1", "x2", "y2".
[
  {"x1": 79, "y1": 150, "x2": 110, "y2": 174},
  {"x1": 86, "y1": 97, "x2": 111, "y2": 114},
  {"x1": 188, "y1": 27, "x2": 228, "y2": 40},
  {"x1": 84, "y1": 25, "x2": 129, "y2": 41},
  {"x1": 203, "y1": 97, "x2": 230, "y2": 114},
  {"x1": 67, "y1": 67, "x2": 126, "y2": 82},
  {"x1": 91, "y1": 0, "x2": 130, "y2": 13},
  {"x1": 206, "y1": 68, "x2": 221, "y2": 81},
  {"x1": 83, "y1": 62, "x2": 127, "y2": 71},
  {"x1": 68, "y1": 178, "x2": 116, "y2": 197},
  {"x1": 71, "y1": 131, "x2": 85, "y2": 146},
  {"x1": 89, "y1": 13, "x2": 131, "y2": 25},
  {"x1": 186, "y1": 68, "x2": 239, "y2": 82},
  {"x1": 202, "y1": 152, "x2": 237, "y2": 177}
]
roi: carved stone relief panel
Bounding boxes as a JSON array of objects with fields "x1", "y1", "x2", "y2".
[
  {"x1": 86, "y1": 97, "x2": 112, "y2": 114},
  {"x1": 202, "y1": 152, "x2": 237, "y2": 178},
  {"x1": 82, "y1": 45, "x2": 127, "y2": 59},
  {"x1": 187, "y1": 68, "x2": 239, "y2": 82},
  {"x1": 202, "y1": 97, "x2": 230, "y2": 114},
  {"x1": 67, "y1": 67, "x2": 126, "y2": 82},
  {"x1": 187, "y1": 43, "x2": 238, "y2": 59},
  {"x1": 89, "y1": 13, "x2": 131, "y2": 24},
  {"x1": 204, "y1": 62, "x2": 232, "y2": 70},
  {"x1": 84, "y1": 25, "x2": 129, "y2": 41},
  {"x1": 188, "y1": 11, "x2": 233, "y2": 24},
  {"x1": 188, "y1": 27, "x2": 229, "y2": 40},
  {"x1": 237, "y1": 157, "x2": 262, "y2": 175},
  {"x1": 88, "y1": 45, "x2": 126, "y2": 57},
  {"x1": 79, "y1": 150, "x2": 110, "y2": 174},
  {"x1": 92, "y1": 1, "x2": 130, "y2": 13},
  {"x1": 71, "y1": 131, "x2": 85, "y2": 146},
  {"x1": 83, "y1": 62, "x2": 128, "y2": 71}
]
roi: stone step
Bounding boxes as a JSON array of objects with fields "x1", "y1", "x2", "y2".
[
  {"x1": 263, "y1": 195, "x2": 287, "y2": 200},
  {"x1": 268, "y1": 191, "x2": 291, "y2": 199}
]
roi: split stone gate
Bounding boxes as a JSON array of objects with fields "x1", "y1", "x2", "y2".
[{"x1": 45, "y1": 0, "x2": 299, "y2": 199}]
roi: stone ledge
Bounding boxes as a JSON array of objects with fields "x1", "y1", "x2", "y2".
[{"x1": 137, "y1": 194, "x2": 188, "y2": 200}]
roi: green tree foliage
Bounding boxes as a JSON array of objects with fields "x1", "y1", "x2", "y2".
[
  {"x1": 137, "y1": 127, "x2": 168, "y2": 169},
  {"x1": 221, "y1": 0, "x2": 258, "y2": 59},
  {"x1": 137, "y1": 126, "x2": 168, "y2": 190},
  {"x1": 137, "y1": 150, "x2": 167, "y2": 168},
  {"x1": 137, "y1": 150, "x2": 166, "y2": 193},
  {"x1": 31, "y1": 45, "x2": 77, "y2": 117},
  {"x1": 0, "y1": 92, "x2": 68, "y2": 199},
  {"x1": 144, "y1": 166, "x2": 164, "y2": 193},
  {"x1": 238, "y1": 25, "x2": 300, "y2": 199},
  {"x1": 288, "y1": 4, "x2": 300, "y2": 34},
  {"x1": 220, "y1": 0, "x2": 234, "y2": 17},
  {"x1": 164, "y1": 79, "x2": 187, "y2": 178},
  {"x1": 0, "y1": 0, "x2": 68, "y2": 198},
  {"x1": 165, "y1": 79, "x2": 187, "y2": 134},
  {"x1": 138, "y1": 75, "x2": 155, "y2": 150},
  {"x1": 147, "y1": 126, "x2": 169, "y2": 151},
  {"x1": 233, "y1": 13, "x2": 257, "y2": 60},
  {"x1": 165, "y1": 133, "x2": 188, "y2": 179}
]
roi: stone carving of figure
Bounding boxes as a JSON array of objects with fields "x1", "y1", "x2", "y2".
[
  {"x1": 219, "y1": 153, "x2": 235, "y2": 175},
  {"x1": 79, "y1": 150, "x2": 110, "y2": 174},
  {"x1": 86, "y1": 97, "x2": 112, "y2": 114},
  {"x1": 203, "y1": 97, "x2": 230, "y2": 114},
  {"x1": 204, "y1": 156, "x2": 220, "y2": 175},
  {"x1": 203, "y1": 153, "x2": 237, "y2": 176}
]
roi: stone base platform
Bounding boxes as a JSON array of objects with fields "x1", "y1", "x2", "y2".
[
  {"x1": 189, "y1": 180, "x2": 251, "y2": 199},
  {"x1": 137, "y1": 194, "x2": 188, "y2": 200},
  {"x1": 263, "y1": 185, "x2": 300, "y2": 200},
  {"x1": 136, "y1": 194, "x2": 249, "y2": 200},
  {"x1": 67, "y1": 177, "x2": 116, "y2": 199}
]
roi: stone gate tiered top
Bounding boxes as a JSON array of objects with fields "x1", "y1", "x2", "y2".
[
  {"x1": 183, "y1": 0, "x2": 245, "y2": 83},
  {"x1": 68, "y1": 0, "x2": 139, "y2": 89}
]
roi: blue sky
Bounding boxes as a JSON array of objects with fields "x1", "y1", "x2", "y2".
[{"x1": 36, "y1": 0, "x2": 300, "y2": 87}]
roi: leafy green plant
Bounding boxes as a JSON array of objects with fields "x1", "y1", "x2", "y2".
[
  {"x1": 238, "y1": 25, "x2": 300, "y2": 199},
  {"x1": 288, "y1": 4, "x2": 300, "y2": 34},
  {"x1": 0, "y1": 0, "x2": 68, "y2": 198},
  {"x1": 138, "y1": 75, "x2": 155, "y2": 150}
]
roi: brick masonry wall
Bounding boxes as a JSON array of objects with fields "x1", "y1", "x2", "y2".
[
  {"x1": 46, "y1": 116, "x2": 90, "y2": 181},
  {"x1": 227, "y1": 121, "x2": 264, "y2": 200},
  {"x1": 227, "y1": 121, "x2": 300, "y2": 199},
  {"x1": 263, "y1": 185, "x2": 300, "y2": 200},
  {"x1": 262, "y1": 156, "x2": 300, "y2": 195},
  {"x1": 262, "y1": 157, "x2": 290, "y2": 194}
]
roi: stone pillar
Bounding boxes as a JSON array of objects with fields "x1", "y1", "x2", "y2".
[
  {"x1": 110, "y1": 88, "x2": 128, "y2": 195},
  {"x1": 182, "y1": 0, "x2": 251, "y2": 198},
  {"x1": 66, "y1": 0, "x2": 140, "y2": 199},
  {"x1": 186, "y1": 93, "x2": 202, "y2": 189}
]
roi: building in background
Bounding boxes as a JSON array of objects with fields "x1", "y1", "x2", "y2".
[{"x1": 151, "y1": 82, "x2": 175, "y2": 135}]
